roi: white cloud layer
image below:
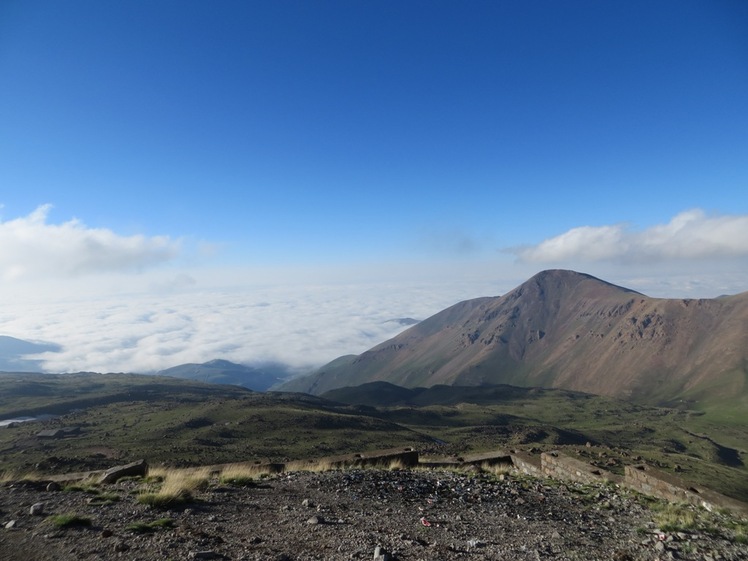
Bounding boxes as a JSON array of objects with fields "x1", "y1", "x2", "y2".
[
  {"x1": 0, "y1": 206, "x2": 746, "y2": 377},
  {"x1": 0, "y1": 279, "x2": 501, "y2": 375},
  {"x1": 516, "y1": 209, "x2": 748, "y2": 263},
  {"x1": 0, "y1": 205, "x2": 180, "y2": 280},
  {"x1": 0, "y1": 262, "x2": 745, "y2": 376}
]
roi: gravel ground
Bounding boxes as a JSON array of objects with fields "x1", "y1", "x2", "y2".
[{"x1": 1, "y1": 468, "x2": 746, "y2": 561}]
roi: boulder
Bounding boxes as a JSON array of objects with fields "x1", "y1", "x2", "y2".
[
  {"x1": 373, "y1": 545, "x2": 392, "y2": 561},
  {"x1": 98, "y1": 459, "x2": 148, "y2": 484},
  {"x1": 29, "y1": 502, "x2": 44, "y2": 515}
]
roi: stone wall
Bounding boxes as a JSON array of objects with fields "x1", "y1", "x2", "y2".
[
  {"x1": 39, "y1": 446, "x2": 748, "y2": 518},
  {"x1": 625, "y1": 464, "x2": 748, "y2": 517},
  {"x1": 509, "y1": 451, "x2": 543, "y2": 478},
  {"x1": 288, "y1": 447, "x2": 420, "y2": 470},
  {"x1": 506, "y1": 451, "x2": 748, "y2": 518},
  {"x1": 540, "y1": 452, "x2": 623, "y2": 485}
]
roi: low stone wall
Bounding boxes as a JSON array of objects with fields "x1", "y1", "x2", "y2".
[
  {"x1": 289, "y1": 447, "x2": 420, "y2": 470},
  {"x1": 509, "y1": 451, "x2": 543, "y2": 477},
  {"x1": 22, "y1": 447, "x2": 748, "y2": 518},
  {"x1": 506, "y1": 451, "x2": 748, "y2": 518},
  {"x1": 625, "y1": 464, "x2": 748, "y2": 517},
  {"x1": 461, "y1": 451, "x2": 513, "y2": 466},
  {"x1": 540, "y1": 452, "x2": 622, "y2": 485}
]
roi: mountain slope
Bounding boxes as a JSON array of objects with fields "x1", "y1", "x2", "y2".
[{"x1": 282, "y1": 270, "x2": 748, "y2": 409}]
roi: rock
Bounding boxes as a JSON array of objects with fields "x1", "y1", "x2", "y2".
[
  {"x1": 190, "y1": 552, "x2": 224, "y2": 560},
  {"x1": 373, "y1": 544, "x2": 392, "y2": 561},
  {"x1": 301, "y1": 498, "x2": 313, "y2": 508},
  {"x1": 101, "y1": 529, "x2": 113, "y2": 538},
  {"x1": 29, "y1": 502, "x2": 45, "y2": 515},
  {"x1": 5, "y1": 520, "x2": 17, "y2": 529},
  {"x1": 467, "y1": 539, "x2": 485, "y2": 550},
  {"x1": 99, "y1": 459, "x2": 148, "y2": 484},
  {"x1": 306, "y1": 515, "x2": 324, "y2": 525},
  {"x1": 45, "y1": 481, "x2": 61, "y2": 492},
  {"x1": 114, "y1": 541, "x2": 130, "y2": 552}
]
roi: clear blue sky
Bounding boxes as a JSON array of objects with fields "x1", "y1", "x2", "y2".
[
  {"x1": 1, "y1": 1, "x2": 748, "y2": 373},
  {"x1": 2, "y1": 0, "x2": 746, "y2": 264}
]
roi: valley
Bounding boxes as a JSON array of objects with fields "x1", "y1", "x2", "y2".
[{"x1": 1, "y1": 372, "x2": 746, "y2": 504}]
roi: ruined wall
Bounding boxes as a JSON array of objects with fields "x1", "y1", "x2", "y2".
[
  {"x1": 540, "y1": 452, "x2": 622, "y2": 485},
  {"x1": 508, "y1": 451, "x2": 748, "y2": 518},
  {"x1": 509, "y1": 451, "x2": 543, "y2": 478},
  {"x1": 625, "y1": 464, "x2": 748, "y2": 517}
]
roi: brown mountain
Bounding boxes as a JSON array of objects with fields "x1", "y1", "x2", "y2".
[{"x1": 282, "y1": 270, "x2": 748, "y2": 409}]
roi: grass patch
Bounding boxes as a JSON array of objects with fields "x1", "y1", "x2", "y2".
[
  {"x1": 87, "y1": 492, "x2": 120, "y2": 505},
  {"x1": 0, "y1": 470, "x2": 44, "y2": 484},
  {"x1": 137, "y1": 489, "x2": 193, "y2": 508},
  {"x1": 136, "y1": 467, "x2": 211, "y2": 508},
  {"x1": 652, "y1": 503, "x2": 698, "y2": 532},
  {"x1": 63, "y1": 482, "x2": 100, "y2": 494},
  {"x1": 61, "y1": 481, "x2": 119, "y2": 504},
  {"x1": 647, "y1": 500, "x2": 748, "y2": 543},
  {"x1": 388, "y1": 458, "x2": 407, "y2": 470},
  {"x1": 0, "y1": 470, "x2": 19, "y2": 484},
  {"x1": 479, "y1": 461, "x2": 513, "y2": 478},
  {"x1": 218, "y1": 463, "x2": 271, "y2": 486},
  {"x1": 126, "y1": 518, "x2": 174, "y2": 533},
  {"x1": 48, "y1": 513, "x2": 92, "y2": 528}
]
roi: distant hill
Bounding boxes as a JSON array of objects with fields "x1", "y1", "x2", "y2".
[
  {"x1": 156, "y1": 359, "x2": 292, "y2": 391},
  {"x1": 0, "y1": 336, "x2": 60, "y2": 372},
  {"x1": 281, "y1": 270, "x2": 748, "y2": 412}
]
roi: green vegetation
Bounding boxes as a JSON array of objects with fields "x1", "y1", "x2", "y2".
[
  {"x1": 651, "y1": 503, "x2": 699, "y2": 532},
  {"x1": 63, "y1": 482, "x2": 100, "y2": 494},
  {"x1": 61, "y1": 481, "x2": 119, "y2": 504},
  {"x1": 48, "y1": 513, "x2": 92, "y2": 528},
  {"x1": 643, "y1": 500, "x2": 748, "y2": 543},
  {"x1": 126, "y1": 518, "x2": 174, "y2": 533},
  {"x1": 136, "y1": 490, "x2": 193, "y2": 508},
  {"x1": 0, "y1": 373, "x2": 745, "y2": 502}
]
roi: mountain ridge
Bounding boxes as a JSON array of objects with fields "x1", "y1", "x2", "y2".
[{"x1": 281, "y1": 270, "x2": 748, "y2": 410}]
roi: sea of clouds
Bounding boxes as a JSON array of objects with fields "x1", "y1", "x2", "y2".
[
  {"x1": 0, "y1": 278, "x2": 504, "y2": 375},
  {"x1": 1, "y1": 205, "x2": 747, "y2": 376}
]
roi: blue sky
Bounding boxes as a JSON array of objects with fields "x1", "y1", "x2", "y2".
[{"x1": 1, "y1": 1, "x2": 747, "y2": 373}]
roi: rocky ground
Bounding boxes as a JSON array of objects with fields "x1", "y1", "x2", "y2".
[{"x1": 1, "y1": 467, "x2": 746, "y2": 561}]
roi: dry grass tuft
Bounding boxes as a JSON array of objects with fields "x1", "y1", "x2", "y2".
[
  {"x1": 388, "y1": 458, "x2": 407, "y2": 470},
  {"x1": 480, "y1": 461, "x2": 513, "y2": 478},
  {"x1": 137, "y1": 466, "x2": 212, "y2": 508},
  {"x1": 0, "y1": 470, "x2": 45, "y2": 484},
  {"x1": 218, "y1": 463, "x2": 273, "y2": 486},
  {"x1": 652, "y1": 503, "x2": 698, "y2": 532}
]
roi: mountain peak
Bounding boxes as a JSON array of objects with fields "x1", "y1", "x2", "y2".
[
  {"x1": 516, "y1": 270, "x2": 641, "y2": 299},
  {"x1": 283, "y1": 270, "x2": 747, "y2": 406}
]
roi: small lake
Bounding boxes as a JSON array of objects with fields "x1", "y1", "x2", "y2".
[{"x1": 0, "y1": 414, "x2": 55, "y2": 427}]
